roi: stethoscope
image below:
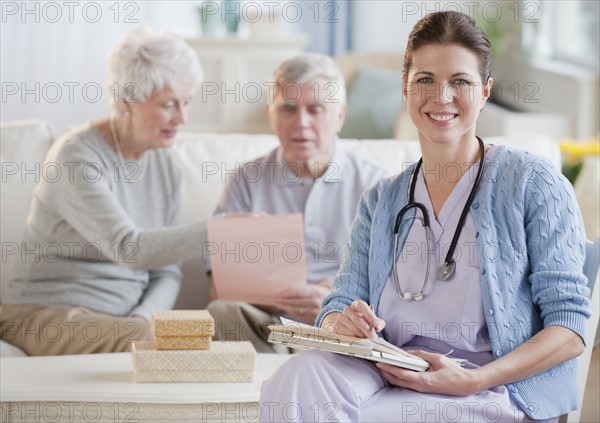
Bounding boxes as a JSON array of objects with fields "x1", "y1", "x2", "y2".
[{"x1": 392, "y1": 136, "x2": 485, "y2": 302}]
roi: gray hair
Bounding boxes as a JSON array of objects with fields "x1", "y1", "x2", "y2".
[
  {"x1": 270, "y1": 53, "x2": 346, "y2": 104},
  {"x1": 108, "y1": 27, "x2": 203, "y2": 112}
]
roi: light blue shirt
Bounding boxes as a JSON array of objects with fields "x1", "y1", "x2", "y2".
[
  {"x1": 318, "y1": 146, "x2": 590, "y2": 419},
  {"x1": 214, "y1": 142, "x2": 388, "y2": 283}
]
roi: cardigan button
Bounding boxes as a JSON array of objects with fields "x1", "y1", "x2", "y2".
[
  {"x1": 488, "y1": 309, "x2": 494, "y2": 315},
  {"x1": 495, "y1": 350, "x2": 502, "y2": 357},
  {"x1": 481, "y1": 269, "x2": 486, "y2": 275},
  {"x1": 472, "y1": 202, "x2": 479, "y2": 209},
  {"x1": 475, "y1": 231, "x2": 480, "y2": 238}
]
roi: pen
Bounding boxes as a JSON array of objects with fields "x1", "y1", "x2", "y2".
[{"x1": 369, "y1": 304, "x2": 375, "y2": 332}]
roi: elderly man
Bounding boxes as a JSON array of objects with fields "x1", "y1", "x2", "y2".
[{"x1": 207, "y1": 53, "x2": 387, "y2": 353}]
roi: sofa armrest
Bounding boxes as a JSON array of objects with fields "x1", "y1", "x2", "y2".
[{"x1": 0, "y1": 120, "x2": 55, "y2": 304}]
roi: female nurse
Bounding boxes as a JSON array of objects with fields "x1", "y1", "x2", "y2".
[{"x1": 259, "y1": 11, "x2": 590, "y2": 422}]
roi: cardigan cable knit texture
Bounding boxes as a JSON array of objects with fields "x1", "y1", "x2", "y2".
[{"x1": 317, "y1": 145, "x2": 590, "y2": 419}]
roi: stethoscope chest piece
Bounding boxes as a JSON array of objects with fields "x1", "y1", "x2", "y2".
[{"x1": 437, "y1": 261, "x2": 456, "y2": 281}]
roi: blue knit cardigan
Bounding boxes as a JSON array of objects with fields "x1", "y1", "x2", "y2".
[{"x1": 317, "y1": 146, "x2": 591, "y2": 419}]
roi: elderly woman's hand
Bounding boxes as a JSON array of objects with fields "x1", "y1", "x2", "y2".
[
  {"x1": 375, "y1": 350, "x2": 479, "y2": 396},
  {"x1": 323, "y1": 300, "x2": 386, "y2": 339}
]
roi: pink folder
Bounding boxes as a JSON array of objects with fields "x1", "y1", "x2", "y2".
[{"x1": 207, "y1": 213, "x2": 307, "y2": 306}]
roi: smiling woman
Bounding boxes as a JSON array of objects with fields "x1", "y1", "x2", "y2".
[
  {"x1": 0, "y1": 28, "x2": 211, "y2": 356},
  {"x1": 404, "y1": 43, "x2": 492, "y2": 182},
  {"x1": 259, "y1": 11, "x2": 590, "y2": 423}
]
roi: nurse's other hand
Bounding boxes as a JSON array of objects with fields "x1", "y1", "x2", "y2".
[
  {"x1": 375, "y1": 350, "x2": 477, "y2": 396},
  {"x1": 330, "y1": 300, "x2": 386, "y2": 339}
]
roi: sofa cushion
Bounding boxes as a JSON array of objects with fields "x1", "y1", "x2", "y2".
[
  {"x1": 339, "y1": 66, "x2": 405, "y2": 140},
  {"x1": 0, "y1": 120, "x2": 55, "y2": 303}
]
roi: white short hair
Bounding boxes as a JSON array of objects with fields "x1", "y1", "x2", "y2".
[
  {"x1": 108, "y1": 27, "x2": 203, "y2": 112},
  {"x1": 270, "y1": 53, "x2": 346, "y2": 104}
]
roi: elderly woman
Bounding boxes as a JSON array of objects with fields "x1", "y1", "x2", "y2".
[
  {"x1": 259, "y1": 11, "x2": 590, "y2": 422},
  {"x1": 0, "y1": 28, "x2": 206, "y2": 355}
]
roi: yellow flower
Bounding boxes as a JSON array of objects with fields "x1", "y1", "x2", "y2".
[{"x1": 560, "y1": 137, "x2": 600, "y2": 163}]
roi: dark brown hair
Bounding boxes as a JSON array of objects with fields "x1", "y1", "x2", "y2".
[{"x1": 403, "y1": 11, "x2": 492, "y2": 83}]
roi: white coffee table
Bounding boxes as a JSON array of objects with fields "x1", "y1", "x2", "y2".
[{"x1": 0, "y1": 352, "x2": 291, "y2": 422}]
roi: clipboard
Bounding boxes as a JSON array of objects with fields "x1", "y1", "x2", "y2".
[{"x1": 268, "y1": 321, "x2": 430, "y2": 372}]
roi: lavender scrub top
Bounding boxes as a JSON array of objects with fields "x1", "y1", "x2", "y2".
[{"x1": 378, "y1": 146, "x2": 496, "y2": 365}]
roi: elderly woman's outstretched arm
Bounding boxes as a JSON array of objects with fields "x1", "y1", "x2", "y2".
[{"x1": 49, "y1": 133, "x2": 206, "y2": 271}]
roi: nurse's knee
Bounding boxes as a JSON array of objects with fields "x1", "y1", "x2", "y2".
[{"x1": 280, "y1": 351, "x2": 334, "y2": 376}]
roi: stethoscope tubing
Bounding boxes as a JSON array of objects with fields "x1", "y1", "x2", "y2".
[{"x1": 392, "y1": 137, "x2": 486, "y2": 301}]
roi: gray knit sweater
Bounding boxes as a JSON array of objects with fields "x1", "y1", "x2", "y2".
[{"x1": 6, "y1": 124, "x2": 206, "y2": 320}]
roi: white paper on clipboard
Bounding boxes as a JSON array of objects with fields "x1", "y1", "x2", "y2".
[{"x1": 207, "y1": 213, "x2": 307, "y2": 306}]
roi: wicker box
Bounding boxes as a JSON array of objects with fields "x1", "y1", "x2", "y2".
[
  {"x1": 133, "y1": 369, "x2": 254, "y2": 383},
  {"x1": 151, "y1": 310, "x2": 215, "y2": 337},
  {"x1": 154, "y1": 335, "x2": 211, "y2": 351},
  {"x1": 131, "y1": 341, "x2": 256, "y2": 383}
]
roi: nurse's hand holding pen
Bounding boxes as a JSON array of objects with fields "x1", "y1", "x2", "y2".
[{"x1": 320, "y1": 300, "x2": 386, "y2": 340}]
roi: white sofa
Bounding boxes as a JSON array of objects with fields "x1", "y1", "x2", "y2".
[{"x1": 0, "y1": 120, "x2": 565, "y2": 311}]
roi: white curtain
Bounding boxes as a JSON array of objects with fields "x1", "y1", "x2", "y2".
[
  {"x1": 296, "y1": 0, "x2": 354, "y2": 55},
  {"x1": 0, "y1": 1, "x2": 204, "y2": 133}
]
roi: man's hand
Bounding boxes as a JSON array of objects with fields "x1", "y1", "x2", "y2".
[{"x1": 276, "y1": 281, "x2": 331, "y2": 324}]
